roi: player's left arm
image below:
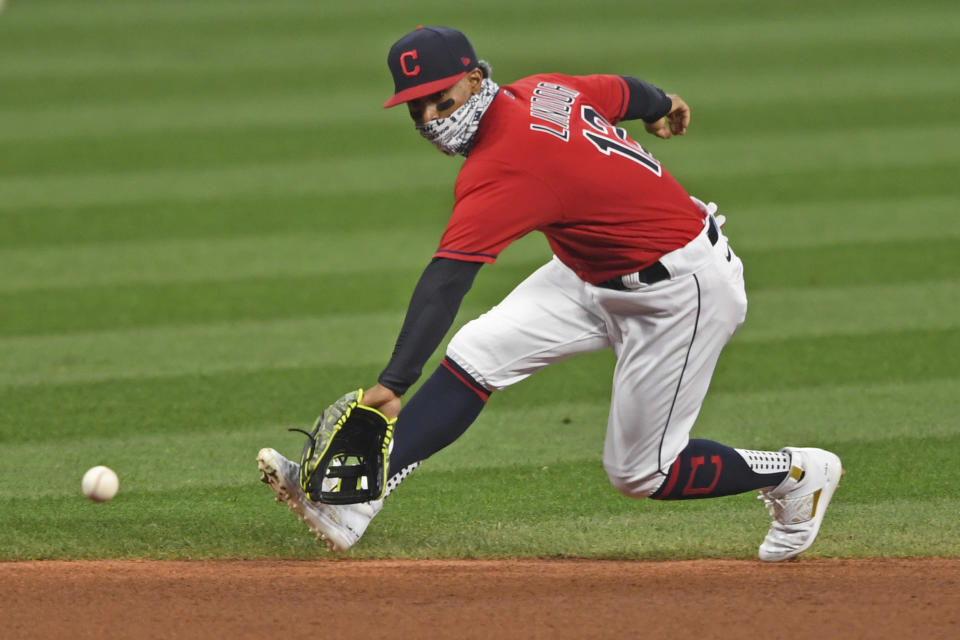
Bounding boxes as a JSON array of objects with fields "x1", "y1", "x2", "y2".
[
  {"x1": 643, "y1": 93, "x2": 689, "y2": 139},
  {"x1": 619, "y1": 76, "x2": 690, "y2": 139}
]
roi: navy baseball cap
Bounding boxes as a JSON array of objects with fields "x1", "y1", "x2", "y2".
[{"x1": 384, "y1": 26, "x2": 479, "y2": 108}]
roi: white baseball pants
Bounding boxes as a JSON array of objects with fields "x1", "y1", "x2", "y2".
[{"x1": 446, "y1": 216, "x2": 748, "y2": 497}]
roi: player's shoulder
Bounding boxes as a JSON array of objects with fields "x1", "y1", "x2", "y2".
[
  {"x1": 503, "y1": 73, "x2": 628, "y2": 123},
  {"x1": 504, "y1": 73, "x2": 581, "y2": 97},
  {"x1": 507, "y1": 72, "x2": 623, "y2": 94}
]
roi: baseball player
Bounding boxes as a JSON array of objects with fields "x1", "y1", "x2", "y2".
[{"x1": 258, "y1": 26, "x2": 842, "y2": 561}]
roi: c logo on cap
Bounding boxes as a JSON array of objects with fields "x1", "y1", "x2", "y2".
[{"x1": 400, "y1": 50, "x2": 420, "y2": 77}]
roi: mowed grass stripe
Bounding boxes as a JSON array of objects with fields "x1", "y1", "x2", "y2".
[
  {"x1": 0, "y1": 0, "x2": 344, "y2": 28},
  {"x1": 698, "y1": 90, "x2": 960, "y2": 136},
  {"x1": 0, "y1": 152, "x2": 457, "y2": 211},
  {"x1": 1, "y1": 55, "x2": 953, "y2": 112},
  {"x1": 0, "y1": 233, "x2": 954, "y2": 299},
  {"x1": 2, "y1": 2, "x2": 954, "y2": 114},
  {"x1": 0, "y1": 91, "x2": 392, "y2": 142},
  {"x1": 0, "y1": 188, "x2": 458, "y2": 248},
  {"x1": 0, "y1": 314, "x2": 406, "y2": 387},
  {"x1": 3, "y1": 191, "x2": 957, "y2": 251},
  {"x1": 2, "y1": 324, "x2": 956, "y2": 435},
  {"x1": 0, "y1": 234, "x2": 543, "y2": 296},
  {"x1": 0, "y1": 149, "x2": 459, "y2": 211},
  {"x1": 10, "y1": 118, "x2": 955, "y2": 180},
  {"x1": 1, "y1": 142, "x2": 956, "y2": 214},
  {"x1": 2, "y1": 5, "x2": 956, "y2": 77},
  {"x1": 0, "y1": 363, "x2": 384, "y2": 443},
  {"x1": 4, "y1": 0, "x2": 953, "y2": 31},
  {"x1": 693, "y1": 379, "x2": 960, "y2": 450},
  {"x1": 0, "y1": 231, "x2": 441, "y2": 292},
  {"x1": 0, "y1": 121, "x2": 414, "y2": 178},
  {"x1": 3, "y1": 27, "x2": 955, "y2": 92},
  {"x1": 841, "y1": 435, "x2": 960, "y2": 501},
  {"x1": 0, "y1": 409, "x2": 607, "y2": 499},
  {"x1": 0, "y1": 273, "x2": 463, "y2": 337},
  {"x1": 3, "y1": 441, "x2": 958, "y2": 558},
  {"x1": 738, "y1": 280, "x2": 960, "y2": 341},
  {"x1": 0, "y1": 426, "x2": 292, "y2": 499},
  {"x1": 507, "y1": 330, "x2": 960, "y2": 412},
  {"x1": 729, "y1": 195, "x2": 960, "y2": 249},
  {"x1": 741, "y1": 237, "x2": 960, "y2": 289},
  {"x1": 3, "y1": 0, "x2": 954, "y2": 39},
  {"x1": 370, "y1": 496, "x2": 960, "y2": 559},
  {"x1": 4, "y1": 72, "x2": 956, "y2": 144},
  {"x1": 1, "y1": 434, "x2": 311, "y2": 503},
  {"x1": 9, "y1": 431, "x2": 958, "y2": 505},
  {"x1": 659, "y1": 124, "x2": 960, "y2": 178},
  {"x1": 392, "y1": 439, "x2": 960, "y2": 519},
  {"x1": 0, "y1": 257, "x2": 955, "y2": 350},
  {"x1": 700, "y1": 162, "x2": 958, "y2": 207},
  {"x1": 712, "y1": 327, "x2": 960, "y2": 392},
  {"x1": 1, "y1": 326, "x2": 956, "y2": 424},
  {"x1": 5, "y1": 486, "x2": 956, "y2": 559},
  {"x1": 2, "y1": 378, "x2": 955, "y2": 482},
  {"x1": 5, "y1": 117, "x2": 957, "y2": 180},
  {"x1": 0, "y1": 264, "x2": 956, "y2": 361},
  {"x1": 434, "y1": 379, "x2": 960, "y2": 472},
  {"x1": 0, "y1": 488, "x2": 332, "y2": 559}
]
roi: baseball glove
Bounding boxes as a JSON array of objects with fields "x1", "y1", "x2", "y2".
[{"x1": 292, "y1": 389, "x2": 396, "y2": 505}]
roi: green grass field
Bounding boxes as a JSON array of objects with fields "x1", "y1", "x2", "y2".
[{"x1": 1, "y1": 0, "x2": 958, "y2": 560}]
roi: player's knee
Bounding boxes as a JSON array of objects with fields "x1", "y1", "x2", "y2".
[
  {"x1": 444, "y1": 346, "x2": 496, "y2": 392},
  {"x1": 446, "y1": 321, "x2": 479, "y2": 359},
  {"x1": 605, "y1": 466, "x2": 666, "y2": 499},
  {"x1": 446, "y1": 326, "x2": 500, "y2": 391}
]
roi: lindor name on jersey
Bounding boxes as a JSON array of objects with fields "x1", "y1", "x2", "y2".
[{"x1": 528, "y1": 82, "x2": 580, "y2": 141}]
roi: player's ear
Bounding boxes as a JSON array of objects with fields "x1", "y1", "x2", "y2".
[{"x1": 467, "y1": 68, "x2": 484, "y2": 94}]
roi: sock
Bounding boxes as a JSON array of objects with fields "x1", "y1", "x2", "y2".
[
  {"x1": 388, "y1": 357, "x2": 490, "y2": 471},
  {"x1": 651, "y1": 439, "x2": 790, "y2": 500},
  {"x1": 382, "y1": 461, "x2": 420, "y2": 499}
]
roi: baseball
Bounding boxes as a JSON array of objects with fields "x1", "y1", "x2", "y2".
[{"x1": 82, "y1": 465, "x2": 119, "y2": 502}]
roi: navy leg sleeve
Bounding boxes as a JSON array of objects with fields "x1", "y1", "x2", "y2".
[
  {"x1": 651, "y1": 439, "x2": 788, "y2": 500},
  {"x1": 389, "y1": 357, "x2": 490, "y2": 471}
]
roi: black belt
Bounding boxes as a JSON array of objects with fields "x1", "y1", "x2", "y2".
[{"x1": 596, "y1": 216, "x2": 719, "y2": 291}]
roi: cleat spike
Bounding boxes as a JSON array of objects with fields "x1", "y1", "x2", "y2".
[{"x1": 256, "y1": 447, "x2": 380, "y2": 552}]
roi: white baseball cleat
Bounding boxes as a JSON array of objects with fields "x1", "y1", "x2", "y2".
[
  {"x1": 256, "y1": 447, "x2": 382, "y2": 552},
  {"x1": 758, "y1": 447, "x2": 843, "y2": 562}
]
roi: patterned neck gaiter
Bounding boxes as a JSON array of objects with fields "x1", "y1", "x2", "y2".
[{"x1": 416, "y1": 78, "x2": 500, "y2": 157}]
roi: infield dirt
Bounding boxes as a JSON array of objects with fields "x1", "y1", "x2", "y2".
[{"x1": 1, "y1": 558, "x2": 956, "y2": 639}]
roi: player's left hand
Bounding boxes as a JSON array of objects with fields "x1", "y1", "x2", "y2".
[{"x1": 645, "y1": 94, "x2": 690, "y2": 139}]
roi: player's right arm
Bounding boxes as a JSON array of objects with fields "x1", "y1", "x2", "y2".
[
  {"x1": 363, "y1": 158, "x2": 556, "y2": 416},
  {"x1": 363, "y1": 257, "x2": 483, "y2": 417}
]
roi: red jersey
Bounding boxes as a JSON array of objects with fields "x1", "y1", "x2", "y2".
[{"x1": 433, "y1": 73, "x2": 705, "y2": 284}]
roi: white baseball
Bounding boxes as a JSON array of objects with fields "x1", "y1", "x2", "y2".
[{"x1": 82, "y1": 465, "x2": 119, "y2": 502}]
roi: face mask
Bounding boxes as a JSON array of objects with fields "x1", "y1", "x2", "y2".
[{"x1": 416, "y1": 78, "x2": 500, "y2": 156}]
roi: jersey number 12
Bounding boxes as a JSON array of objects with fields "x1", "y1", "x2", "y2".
[{"x1": 580, "y1": 106, "x2": 662, "y2": 176}]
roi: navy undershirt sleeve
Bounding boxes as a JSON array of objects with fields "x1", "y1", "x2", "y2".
[
  {"x1": 378, "y1": 258, "x2": 482, "y2": 395},
  {"x1": 619, "y1": 76, "x2": 673, "y2": 123}
]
